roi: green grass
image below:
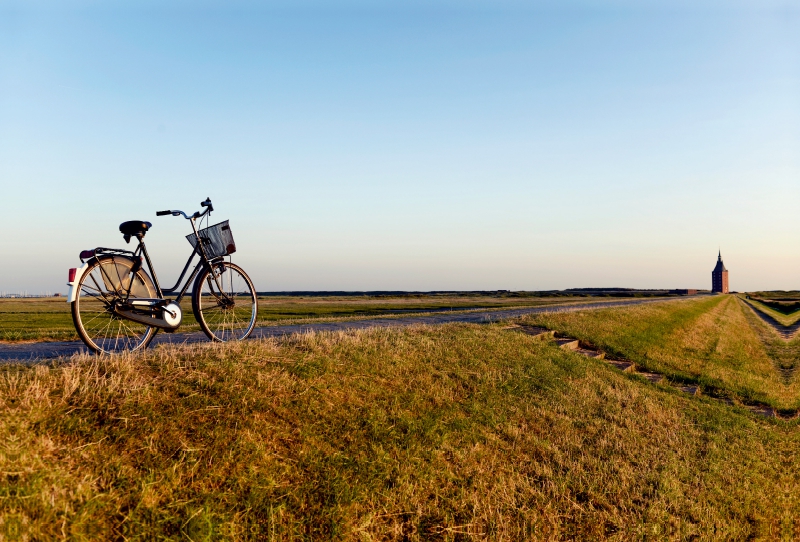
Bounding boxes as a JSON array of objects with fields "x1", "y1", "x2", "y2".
[
  {"x1": 0, "y1": 298, "x2": 203, "y2": 342},
  {"x1": 522, "y1": 295, "x2": 799, "y2": 409},
  {"x1": 741, "y1": 296, "x2": 800, "y2": 327},
  {"x1": 2, "y1": 323, "x2": 795, "y2": 539},
  {"x1": 757, "y1": 300, "x2": 800, "y2": 316},
  {"x1": 252, "y1": 295, "x2": 578, "y2": 323},
  {"x1": 738, "y1": 298, "x2": 800, "y2": 388},
  {"x1": 0, "y1": 295, "x2": 624, "y2": 343}
]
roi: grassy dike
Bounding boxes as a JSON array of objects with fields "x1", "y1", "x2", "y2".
[
  {"x1": 524, "y1": 296, "x2": 797, "y2": 409},
  {"x1": 738, "y1": 298, "x2": 800, "y2": 382},
  {"x1": 1, "y1": 322, "x2": 794, "y2": 540},
  {"x1": 743, "y1": 297, "x2": 800, "y2": 327}
]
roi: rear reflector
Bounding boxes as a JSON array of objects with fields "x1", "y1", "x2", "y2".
[
  {"x1": 68, "y1": 268, "x2": 77, "y2": 283},
  {"x1": 80, "y1": 250, "x2": 95, "y2": 259}
]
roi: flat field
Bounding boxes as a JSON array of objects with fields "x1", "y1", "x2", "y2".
[
  {"x1": 748, "y1": 290, "x2": 800, "y2": 300},
  {"x1": 2, "y1": 295, "x2": 798, "y2": 539},
  {"x1": 0, "y1": 294, "x2": 612, "y2": 343}
]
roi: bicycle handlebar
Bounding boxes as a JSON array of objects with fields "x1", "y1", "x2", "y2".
[{"x1": 155, "y1": 198, "x2": 214, "y2": 220}]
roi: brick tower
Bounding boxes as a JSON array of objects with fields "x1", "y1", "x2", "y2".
[{"x1": 712, "y1": 251, "x2": 729, "y2": 293}]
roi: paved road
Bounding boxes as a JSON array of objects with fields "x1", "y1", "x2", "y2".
[{"x1": 0, "y1": 297, "x2": 688, "y2": 363}]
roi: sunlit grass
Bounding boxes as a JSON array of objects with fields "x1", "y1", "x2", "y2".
[
  {"x1": 738, "y1": 298, "x2": 800, "y2": 388},
  {"x1": 523, "y1": 296, "x2": 798, "y2": 409},
  {"x1": 741, "y1": 296, "x2": 800, "y2": 327},
  {"x1": 1, "y1": 323, "x2": 794, "y2": 539}
]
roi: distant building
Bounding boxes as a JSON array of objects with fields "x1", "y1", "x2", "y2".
[{"x1": 712, "y1": 251, "x2": 729, "y2": 293}]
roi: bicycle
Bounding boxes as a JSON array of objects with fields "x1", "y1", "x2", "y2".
[{"x1": 67, "y1": 198, "x2": 258, "y2": 354}]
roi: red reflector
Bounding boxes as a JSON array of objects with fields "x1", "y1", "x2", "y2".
[
  {"x1": 68, "y1": 268, "x2": 77, "y2": 283},
  {"x1": 80, "y1": 250, "x2": 95, "y2": 259}
]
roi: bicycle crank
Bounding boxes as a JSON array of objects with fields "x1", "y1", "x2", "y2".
[{"x1": 114, "y1": 300, "x2": 183, "y2": 330}]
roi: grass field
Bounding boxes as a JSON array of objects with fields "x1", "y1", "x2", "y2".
[
  {"x1": 741, "y1": 296, "x2": 800, "y2": 327},
  {"x1": 3, "y1": 321, "x2": 796, "y2": 540},
  {"x1": 748, "y1": 291, "x2": 800, "y2": 300},
  {"x1": 738, "y1": 299, "x2": 800, "y2": 385},
  {"x1": 523, "y1": 295, "x2": 800, "y2": 410},
  {"x1": 4, "y1": 294, "x2": 799, "y2": 539},
  {"x1": 0, "y1": 295, "x2": 621, "y2": 343}
]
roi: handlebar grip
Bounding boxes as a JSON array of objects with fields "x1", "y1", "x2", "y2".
[{"x1": 156, "y1": 210, "x2": 171, "y2": 216}]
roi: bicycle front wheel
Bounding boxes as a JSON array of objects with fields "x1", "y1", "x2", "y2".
[
  {"x1": 71, "y1": 255, "x2": 157, "y2": 354},
  {"x1": 192, "y1": 262, "x2": 258, "y2": 342}
]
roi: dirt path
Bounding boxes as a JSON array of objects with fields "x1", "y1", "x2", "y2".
[{"x1": 0, "y1": 297, "x2": 694, "y2": 363}]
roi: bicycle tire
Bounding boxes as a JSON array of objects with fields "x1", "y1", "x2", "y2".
[
  {"x1": 192, "y1": 262, "x2": 257, "y2": 342},
  {"x1": 71, "y1": 255, "x2": 158, "y2": 354}
]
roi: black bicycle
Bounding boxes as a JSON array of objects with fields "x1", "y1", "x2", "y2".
[{"x1": 67, "y1": 198, "x2": 258, "y2": 354}]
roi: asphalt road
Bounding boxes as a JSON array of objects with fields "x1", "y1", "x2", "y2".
[{"x1": 0, "y1": 297, "x2": 688, "y2": 363}]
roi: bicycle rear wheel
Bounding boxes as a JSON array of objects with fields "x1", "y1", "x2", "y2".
[
  {"x1": 192, "y1": 262, "x2": 257, "y2": 342},
  {"x1": 71, "y1": 256, "x2": 157, "y2": 354}
]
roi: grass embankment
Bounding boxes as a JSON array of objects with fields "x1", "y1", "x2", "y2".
[
  {"x1": 522, "y1": 296, "x2": 798, "y2": 409},
  {"x1": 741, "y1": 297, "x2": 800, "y2": 327},
  {"x1": 757, "y1": 300, "x2": 800, "y2": 316},
  {"x1": 737, "y1": 297, "x2": 800, "y2": 397},
  {"x1": 0, "y1": 296, "x2": 621, "y2": 343},
  {"x1": 2, "y1": 324, "x2": 795, "y2": 539}
]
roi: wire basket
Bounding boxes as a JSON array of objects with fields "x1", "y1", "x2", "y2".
[{"x1": 186, "y1": 220, "x2": 236, "y2": 259}]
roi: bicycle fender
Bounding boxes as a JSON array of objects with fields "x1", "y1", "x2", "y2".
[{"x1": 67, "y1": 261, "x2": 91, "y2": 303}]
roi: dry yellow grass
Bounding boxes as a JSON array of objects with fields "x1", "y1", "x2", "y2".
[{"x1": 0, "y1": 322, "x2": 795, "y2": 540}]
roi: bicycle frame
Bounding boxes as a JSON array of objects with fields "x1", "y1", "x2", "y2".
[
  {"x1": 140, "y1": 241, "x2": 204, "y2": 302},
  {"x1": 86, "y1": 210, "x2": 228, "y2": 306},
  {"x1": 86, "y1": 244, "x2": 204, "y2": 302}
]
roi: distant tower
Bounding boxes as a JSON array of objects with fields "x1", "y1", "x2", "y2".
[{"x1": 712, "y1": 251, "x2": 729, "y2": 293}]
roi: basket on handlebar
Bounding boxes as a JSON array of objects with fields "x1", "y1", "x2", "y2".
[{"x1": 186, "y1": 220, "x2": 236, "y2": 259}]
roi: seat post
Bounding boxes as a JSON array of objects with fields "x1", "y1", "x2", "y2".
[{"x1": 139, "y1": 241, "x2": 163, "y2": 299}]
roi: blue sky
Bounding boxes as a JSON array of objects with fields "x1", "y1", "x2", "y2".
[{"x1": 1, "y1": 1, "x2": 798, "y2": 292}]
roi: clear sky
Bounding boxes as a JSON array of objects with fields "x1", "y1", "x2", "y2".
[{"x1": 1, "y1": 1, "x2": 798, "y2": 293}]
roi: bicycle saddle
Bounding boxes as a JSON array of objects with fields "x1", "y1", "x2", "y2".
[{"x1": 119, "y1": 221, "x2": 152, "y2": 237}]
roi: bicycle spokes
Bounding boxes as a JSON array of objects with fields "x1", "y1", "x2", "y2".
[
  {"x1": 72, "y1": 257, "x2": 156, "y2": 353},
  {"x1": 193, "y1": 263, "x2": 256, "y2": 342}
]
